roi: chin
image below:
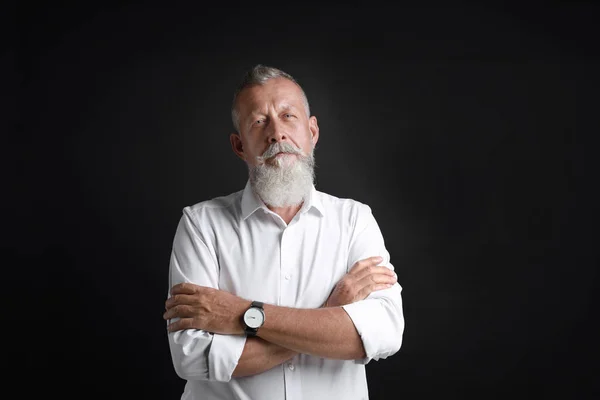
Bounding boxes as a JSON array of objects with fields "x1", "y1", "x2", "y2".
[{"x1": 249, "y1": 153, "x2": 315, "y2": 208}]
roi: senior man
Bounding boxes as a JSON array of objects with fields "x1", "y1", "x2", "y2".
[{"x1": 164, "y1": 64, "x2": 404, "y2": 400}]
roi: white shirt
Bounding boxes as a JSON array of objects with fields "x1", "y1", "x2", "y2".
[{"x1": 167, "y1": 181, "x2": 404, "y2": 400}]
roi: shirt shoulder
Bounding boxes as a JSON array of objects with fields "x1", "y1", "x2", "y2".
[
  {"x1": 315, "y1": 189, "x2": 372, "y2": 211},
  {"x1": 183, "y1": 189, "x2": 244, "y2": 230},
  {"x1": 314, "y1": 190, "x2": 374, "y2": 228}
]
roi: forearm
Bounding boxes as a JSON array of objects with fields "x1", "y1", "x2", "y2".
[
  {"x1": 257, "y1": 305, "x2": 366, "y2": 360},
  {"x1": 232, "y1": 337, "x2": 297, "y2": 378}
]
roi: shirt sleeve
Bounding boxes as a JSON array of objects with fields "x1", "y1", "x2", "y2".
[
  {"x1": 167, "y1": 207, "x2": 247, "y2": 382},
  {"x1": 341, "y1": 203, "x2": 405, "y2": 364}
]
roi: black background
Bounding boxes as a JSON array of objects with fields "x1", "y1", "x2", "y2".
[{"x1": 12, "y1": 2, "x2": 599, "y2": 399}]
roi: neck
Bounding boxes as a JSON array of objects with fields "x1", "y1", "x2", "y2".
[{"x1": 267, "y1": 203, "x2": 303, "y2": 225}]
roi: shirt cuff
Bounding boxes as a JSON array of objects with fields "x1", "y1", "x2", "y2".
[
  {"x1": 208, "y1": 333, "x2": 247, "y2": 381},
  {"x1": 342, "y1": 298, "x2": 385, "y2": 364}
]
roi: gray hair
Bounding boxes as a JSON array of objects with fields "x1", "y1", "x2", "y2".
[{"x1": 231, "y1": 64, "x2": 311, "y2": 133}]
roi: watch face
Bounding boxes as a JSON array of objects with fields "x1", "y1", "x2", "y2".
[{"x1": 244, "y1": 307, "x2": 264, "y2": 329}]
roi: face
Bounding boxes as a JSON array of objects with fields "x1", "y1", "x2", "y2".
[{"x1": 230, "y1": 77, "x2": 319, "y2": 167}]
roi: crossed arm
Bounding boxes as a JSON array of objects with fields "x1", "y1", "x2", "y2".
[
  {"x1": 163, "y1": 256, "x2": 397, "y2": 377},
  {"x1": 164, "y1": 205, "x2": 404, "y2": 381}
]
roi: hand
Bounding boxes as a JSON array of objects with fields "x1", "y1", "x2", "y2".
[
  {"x1": 324, "y1": 256, "x2": 397, "y2": 307},
  {"x1": 163, "y1": 283, "x2": 250, "y2": 334}
]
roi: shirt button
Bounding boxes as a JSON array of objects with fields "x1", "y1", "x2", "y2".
[
  {"x1": 287, "y1": 363, "x2": 295, "y2": 371},
  {"x1": 284, "y1": 273, "x2": 291, "y2": 280}
]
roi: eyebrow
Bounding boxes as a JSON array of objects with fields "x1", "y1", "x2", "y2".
[
  {"x1": 248, "y1": 103, "x2": 298, "y2": 118},
  {"x1": 278, "y1": 103, "x2": 297, "y2": 112}
]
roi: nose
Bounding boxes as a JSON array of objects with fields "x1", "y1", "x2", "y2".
[{"x1": 266, "y1": 119, "x2": 287, "y2": 143}]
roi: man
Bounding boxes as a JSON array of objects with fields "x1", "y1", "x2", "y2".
[{"x1": 164, "y1": 65, "x2": 404, "y2": 400}]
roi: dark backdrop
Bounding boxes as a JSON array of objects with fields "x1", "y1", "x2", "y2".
[{"x1": 13, "y1": 2, "x2": 598, "y2": 399}]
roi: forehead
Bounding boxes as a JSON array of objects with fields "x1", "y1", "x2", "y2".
[{"x1": 237, "y1": 78, "x2": 306, "y2": 116}]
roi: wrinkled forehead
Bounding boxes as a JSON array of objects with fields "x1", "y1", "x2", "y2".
[{"x1": 236, "y1": 78, "x2": 307, "y2": 116}]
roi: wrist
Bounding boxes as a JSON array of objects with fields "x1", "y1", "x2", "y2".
[
  {"x1": 241, "y1": 300, "x2": 265, "y2": 336},
  {"x1": 236, "y1": 300, "x2": 253, "y2": 334}
]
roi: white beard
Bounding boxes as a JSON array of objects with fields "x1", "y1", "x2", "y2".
[{"x1": 249, "y1": 142, "x2": 315, "y2": 208}]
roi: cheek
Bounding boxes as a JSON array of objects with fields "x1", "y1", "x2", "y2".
[
  {"x1": 300, "y1": 131, "x2": 315, "y2": 150},
  {"x1": 242, "y1": 137, "x2": 261, "y2": 155},
  {"x1": 242, "y1": 141, "x2": 268, "y2": 164}
]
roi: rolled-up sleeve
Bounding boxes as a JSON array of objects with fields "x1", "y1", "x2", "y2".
[
  {"x1": 167, "y1": 207, "x2": 247, "y2": 382},
  {"x1": 341, "y1": 203, "x2": 405, "y2": 363}
]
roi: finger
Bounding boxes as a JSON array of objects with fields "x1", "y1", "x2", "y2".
[
  {"x1": 355, "y1": 271, "x2": 397, "y2": 287},
  {"x1": 170, "y1": 283, "x2": 198, "y2": 296},
  {"x1": 357, "y1": 283, "x2": 394, "y2": 300},
  {"x1": 354, "y1": 265, "x2": 395, "y2": 282},
  {"x1": 163, "y1": 305, "x2": 195, "y2": 320},
  {"x1": 349, "y1": 256, "x2": 383, "y2": 275},
  {"x1": 167, "y1": 318, "x2": 193, "y2": 333},
  {"x1": 165, "y1": 294, "x2": 198, "y2": 310}
]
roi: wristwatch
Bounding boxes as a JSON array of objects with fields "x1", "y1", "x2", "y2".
[{"x1": 242, "y1": 301, "x2": 265, "y2": 337}]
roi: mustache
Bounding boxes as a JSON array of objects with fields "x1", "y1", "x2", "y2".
[{"x1": 257, "y1": 142, "x2": 305, "y2": 163}]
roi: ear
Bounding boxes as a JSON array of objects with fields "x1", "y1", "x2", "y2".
[
  {"x1": 230, "y1": 133, "x2": 246, "y2": 161},
  {"x1": 309, "y1": 116, "x2": 320, "y2": 147}
]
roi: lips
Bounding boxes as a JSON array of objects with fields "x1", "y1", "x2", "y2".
[{"x1": 269, "y1": 152, "x2": 297, "y2": 159}]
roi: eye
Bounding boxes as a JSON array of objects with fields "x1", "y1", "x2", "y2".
[{"x1": 284, "y1": 113, "x2": 294, "y2": 119}]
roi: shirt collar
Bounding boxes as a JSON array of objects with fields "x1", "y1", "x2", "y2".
[
  {"x1": 241, "y1": 180, "x2": 325, "y2": 220},
  {"x1": 241, "y1": 180, "x2": 264, "y2": 220}
]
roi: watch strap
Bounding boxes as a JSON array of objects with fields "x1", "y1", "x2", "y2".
[{"x1": 251, "y1": 301, "x2": 264, "y2": 309}]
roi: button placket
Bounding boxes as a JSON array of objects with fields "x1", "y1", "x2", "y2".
[
  {"x1": 280, "y1": 229, "x2": 292, "y2": 305},
  {"x1": 282, "y1": 226, "x2": 293, "y2": 285}
]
